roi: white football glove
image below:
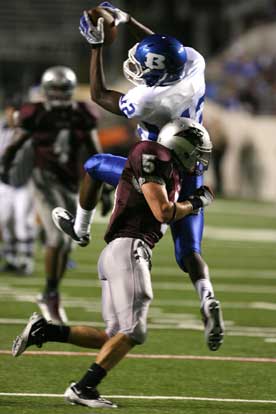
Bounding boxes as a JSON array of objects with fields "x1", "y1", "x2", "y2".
[
  {"x1": 79, "y1": 11, "x2": 105, "y2": 45},
  {"x1": 99, "y1": 2, "x2": 129, "y2": 26},
  {"x1": 189, "y1": 185, "x2": 215, "y2": 210}
]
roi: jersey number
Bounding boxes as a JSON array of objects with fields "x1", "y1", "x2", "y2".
[
  {"x1": 142, "y1": 154, "x2": 156, "y2": 173},
  {"x1": 53, "y1": 129, "x2": 71, "y2": 164},
  {"x1": 120, "y1": 97, "x2": 136, "y2": 117}
]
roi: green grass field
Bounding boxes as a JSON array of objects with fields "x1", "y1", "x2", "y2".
[{"x1": 1, "y1": 198, "x2": 276, "y2": 414}]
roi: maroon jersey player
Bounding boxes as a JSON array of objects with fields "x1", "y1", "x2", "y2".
[
  {"x1": 10, "y1": 117, "x2": 221, "y2": 408},
  {"x1": 1, "y1": 66, "x2": 102, "y2": 324},
  {"x1": 105, "y1": 140, "x2": 181, "y2": 247},
  {"x1": 18, "y1": 100, "x2": 99, "y2": 192}
]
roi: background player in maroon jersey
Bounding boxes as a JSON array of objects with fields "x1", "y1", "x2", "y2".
[
  {"x1": 1, "y1": 66, "x2": 104, "y2": 324},
  {"x1": 12, "y1": 118, "x2": 224, "y2": 409}
]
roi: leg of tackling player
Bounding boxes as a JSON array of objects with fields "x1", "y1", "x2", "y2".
[{"x1": 12, "y1": 238, "x2": 152, "y2": 409}]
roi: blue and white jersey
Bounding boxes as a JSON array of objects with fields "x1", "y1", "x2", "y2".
[{"x1": 119, "y1": 47, "x2": 205, "y2": 141}]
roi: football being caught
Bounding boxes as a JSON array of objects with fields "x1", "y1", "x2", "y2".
[{"x1": 88, "y1": 7, "x2": 117, "y2": 45}]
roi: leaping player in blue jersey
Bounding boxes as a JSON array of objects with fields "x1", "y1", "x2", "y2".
[{"x1": 57, "y1": 3, "x2": 224, "y2": 351}]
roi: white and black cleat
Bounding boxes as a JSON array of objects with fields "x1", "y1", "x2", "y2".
[
  {"x1": 201, "y1": 297, "x2": 224, "y2": 351},
  {"x1": 52, "y1": 207, "x2": 90, "y2": 247},
  {"x1": 64, "y1": 382, "x2": 117, "y2": 408},
  {"x1": 12, "y1": 312, "x2": 47, "y2": 357}
]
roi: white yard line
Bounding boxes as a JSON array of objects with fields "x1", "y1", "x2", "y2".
[
  {"x1": 2, "y1": 278, "x2": 276, "y2": 294},
  {"x1": 206, "y1": 200, "x2": 276, "y2": 217},
  {"x1": 24, "y1": 264, "x2": 276, "y2": 278},
  {"x1": 1, "y1": 349, "x2": 276, "y2": 363},
  {"x1": 0, "y1": 391, "x2": 275, "y2": 404},
  {"x1": 204, "y1": 226, "x2": 276, "y2": 242}
]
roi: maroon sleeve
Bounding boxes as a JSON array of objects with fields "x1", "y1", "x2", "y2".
[
  {"x1": 17, "y1": 103, "x2": 38, "y2": 130},
  {"x1": 128, "y1": 141, "x2": 173, "y2": 186},
  {"x1": 77, "y1": 101, "x2": 100, "y2": 130}
]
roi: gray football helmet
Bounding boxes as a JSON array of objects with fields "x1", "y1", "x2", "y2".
[
  {"x1": 41, "y1": 66, "x2": 77, "y2": 101},
  {"x1": 157, "y1": 117, "x2": 212, "y2": 171}
]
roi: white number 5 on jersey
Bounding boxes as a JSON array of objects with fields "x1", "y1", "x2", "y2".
[{"x1": 142, "y1": 154, "x2": 156, "y2": 173}]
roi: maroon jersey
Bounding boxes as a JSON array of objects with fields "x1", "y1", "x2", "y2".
[
  {"x1": 105, "y1": 141, "x2": 181, "y2": 248},
  {"x1": 18, "y1": 101, "x2": 99, "y2": 192}
]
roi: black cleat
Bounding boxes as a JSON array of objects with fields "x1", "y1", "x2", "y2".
[
  {"x1": 0, "y1": 262, "x2": 19, "y2": 273},
  {"x1": 64, "y1": 382, "x2": 117, "y2": 408},
  {"x1": 201, "y1": 297, "x2": 224, "y2": 351},
  {"x1": 52, "y1": 207, "x2": 90, "y2": 247},
  {"x1": 12, "y1": 313, "x2": 47, "y2": 357}
]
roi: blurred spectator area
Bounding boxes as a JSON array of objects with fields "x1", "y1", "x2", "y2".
[
  {"x1": 2, "y1": 0, "x2": 276, "y2": 200},
  {"x1": 206, "y1": 22, "x2": 276, "y2": 115},
  {"x1": 203, "y1": 101, "x2": 276, "y2": 201},
  {"x1": 1, "y1": 0, "x2": 276, "y2": 98}
]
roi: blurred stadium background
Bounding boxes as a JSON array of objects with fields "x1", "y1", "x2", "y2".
[{"x1": 1, "y1": 0, "x2": 276, "y2": 199}]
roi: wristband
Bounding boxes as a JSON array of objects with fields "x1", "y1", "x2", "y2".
[
  {"x1": 189, "y1": 197, "x2": 203, "y2": 211},
  {"x1": 167, "y1": 202, "x2": 177, "y2": 224}
]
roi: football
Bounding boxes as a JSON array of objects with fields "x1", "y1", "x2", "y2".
[{"x1": 88, "y1": 7, "x2": 117, "y2": 45}]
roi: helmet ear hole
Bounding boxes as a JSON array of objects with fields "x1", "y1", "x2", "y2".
[{"x1": 184, "y1": 152, "x2": 190, "y2": 159}]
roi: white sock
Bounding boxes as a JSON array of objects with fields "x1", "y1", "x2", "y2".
[
  {"x1": 195, "y1": 278, "x2": 214, "y2": 306},
  {"x1": 73, "y1": 203, "x2": 96, "y2": 237}
]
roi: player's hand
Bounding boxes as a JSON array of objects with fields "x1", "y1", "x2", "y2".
[
  {"x1": 189, "y1": 185, "x2": 215, "y2": 209},
  {"x1": 79, "y1": 11, "x2": 105, "y2": 45},
  {"x1": 99, "y1": 2, "x2": 130, "y2": 26}
]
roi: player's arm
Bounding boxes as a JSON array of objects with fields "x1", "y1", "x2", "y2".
[
  {"x1": 142, "y1": 182, "x2": 214, "y2": 223},
  {"x1": 141, "y1": 182, "x2": 192, "y2": 223},
  {"x1": 1, "y1": 130, "x2": 30, "y2": 170},
  {"x1": 98, "y1": 2, "x2": 154, "y2": 40},
  {"x1": 0, "y1": 129, "x2": 31, "y2": 183},
  {"x1": 89, "y1": 47, "x2": 123, "y2": 115},
  {"x1": 126, "y1": 16, "x2": 154, "y2": 40},
  {"x1": 79, "y1": 13, "x2": 124, "y2": 114},
  {"x1": 2, "y1": 104, "x2": 34, "y2": 169}
]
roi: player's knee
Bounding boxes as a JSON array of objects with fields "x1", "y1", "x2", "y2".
[
  {"x1": 84, "y1": 154, "x2": 104, "y2": 180},
  {"x1": 175, "y1": 248, "x2": 190, "y2": 272},
  {"x1": 84, "y1": 153, "x2": 126, "y2": 187},
  {"x1": 181, "y1": 251, "x2": 209, "y2": 281},
  {"x1": 128, "y1": 321, "x2": 148, "y2": 345},
  {"x1": 175, "y1": 248, "x2": 202, "y2": 273},
  {"x1": 105, "y1": 323, "x2": 120, "y2": 339}
]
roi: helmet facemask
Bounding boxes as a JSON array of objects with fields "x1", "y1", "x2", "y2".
[
  {"x1": 123, "y1": 44, "x2": 150, "y2": 86},
  {"x1": 176, "y1": 127, "x2": 212, "y2": 171}
]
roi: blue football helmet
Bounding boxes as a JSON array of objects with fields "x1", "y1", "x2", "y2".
[{"x1": 123, "y1": 34, "x2": 187, "y2": 87}]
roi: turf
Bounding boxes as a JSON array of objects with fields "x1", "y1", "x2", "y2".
[{"x1": 0, "y1": 198, "x2": 276, "y2": 414}]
